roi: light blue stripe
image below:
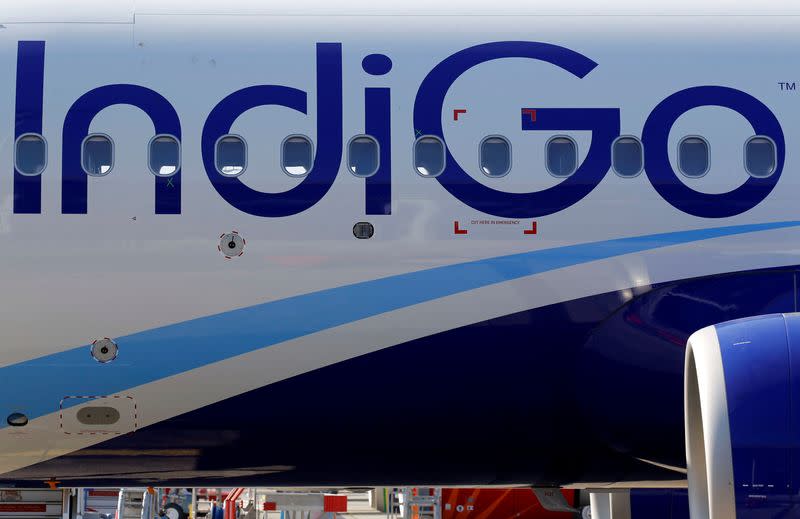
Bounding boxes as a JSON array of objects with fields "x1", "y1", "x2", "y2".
[{"x1": 2, "y1": 221, "x2": 799, "y2": 425}]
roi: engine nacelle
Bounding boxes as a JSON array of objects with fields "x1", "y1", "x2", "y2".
[{"x1": 685, "y1": 313, "x2": 800, "y2": 518}]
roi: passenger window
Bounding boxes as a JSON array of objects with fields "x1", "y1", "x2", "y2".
[
  {"x1": 216, "y1": 135, "x2": 247, "y2": 177},
  {"x1": 678, "y1": 136, "x2": 709, "y2": 178},
  {"x1": 414, "y1": 136, "x2": 445, "y2": 177},
  {"x1": 546, "y1": 136, "x2": 578, "y2": 177},
  {"x1": 612, "y1": 137, "x2": 643, "y2": 178},
  {"x1": 480, "y1": 136, "x2": 511, "y2": 177},
  {"x1": 282, "y1": 135, "x2": 313, "y2": 177},
  {"x1": 745, "y1": 136, "x2": 776, "y2": 178},
  {"x1": 148, "y1": 135, "x2": 180, "y2": 177},
  {"x1": 347, "y1": 135, "x2": 379, "y2": 177},
  {"x1": 82, "y1": 134, "x2": 114, "y2": 176},
  {"x1": 15, "y1": 134, "x2": 47, "y2": 176}
]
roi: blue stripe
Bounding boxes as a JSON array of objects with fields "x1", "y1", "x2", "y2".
[{"x1": 2, "y1": 221, "x2": 799, "y2": 425}]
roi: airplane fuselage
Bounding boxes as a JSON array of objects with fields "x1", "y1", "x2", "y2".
[{"x1": 1, "y1": 1, "x2": 799, "y2": 489}]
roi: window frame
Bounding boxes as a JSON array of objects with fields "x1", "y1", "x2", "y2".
[
  {"x1": 478, "y1": 135, "x2": 512, "y2": 178},
  {"x1": 81, "y1": 133, "x2": 115, "y2": 177},
  {"x1": 677, "y1": 135, "x2": 711, "y2": 179},
  {"x1": 413, "y1": 134, "x2": 446, "y2": 178},
  {"x1": 545, "y1": 135, "x2": 579, "y2": 178},
  {"x1": 147, "y1": 134, "x2": 181, "y2": 178},
  {"x1": 346, "y1": 134, "x2": 381, "y2": 178},
  {"x1": 743, "y1": 135, "x2": 777, "y2": 179},
  {"x1": 611, "y1": 135, "x2": 644, "y2": 179},
  {"x1": 14, "y1": 132, "x2": 48, "y2": 177},
  {"x1": 280, "y1": 134, "x2": 315, "y2": 178},
  {"x1": 214, "y1": 134, "x2": 248, "y2": 178}
]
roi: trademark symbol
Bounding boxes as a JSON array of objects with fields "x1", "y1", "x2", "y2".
[{"x1": 779, "y1": 82, "x2": 797, "y2": 92}]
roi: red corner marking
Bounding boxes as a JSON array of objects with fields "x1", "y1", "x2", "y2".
[
  {"x1": 453, "y1": 109, "x2": 467, "y2": 121},
  {"x1": 523, "y1": 221, "x2": 538, "y2": 235},
  {"x1": 522, "y1": 108, "x2": 537, "y2": 123},
  {"x1": 454, "y1": 221, "x2": 468, "y2": 235}
]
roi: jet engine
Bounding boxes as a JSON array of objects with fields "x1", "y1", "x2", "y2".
[{"x1": 685, "y1": 313, "x2": 800, "y2": 518}]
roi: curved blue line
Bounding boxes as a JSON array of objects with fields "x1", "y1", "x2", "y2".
[{"x1": 2, "y1": 221, "x2": 799, "y2": 425}]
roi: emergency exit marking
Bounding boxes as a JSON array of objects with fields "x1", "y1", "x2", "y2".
[
  {"x1": 455, "y1": 219, "x2": 539, "y2": 236},
  {"x1": 521, "y1": 108, "x2": 537, "y2": 123},
  {"x1": 453, "y1": 109, "x2": 467, "y2": 121},
  {"x1": 523, "y1": 221, "x2": 538, "y2": 235}
]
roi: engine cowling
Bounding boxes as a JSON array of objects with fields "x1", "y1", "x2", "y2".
[{"x1": 685, "y1": 313, "x2": 800, "y2": 518}]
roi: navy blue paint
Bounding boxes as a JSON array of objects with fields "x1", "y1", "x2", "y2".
[
  {"x1": 14, "y1": 41, "x2": 45, "y2": 214},
  {"x1": 362, "y1": 54, "x2": 392, "y2": 75},
  {"x1": 365, "y1": 87, "x2": 391, "y2": 214},
  {"x1": 630, "y1": 490, "x2": 689, "y2": 519},
  {"x1": 578, "y1": 270, "x2": 796, "y2": 469},
  {"x1": 0, "y1": 283, "x2": 664, "y2": 487},
  {"x1": 712, "y1": 314, "x2": 800, "y2": 517},
  {"x1": 642, "y1": 86, "x2": 785, "y2": 218},
  {"x1": 9, "y1": 41, "x2": 787, "y2": 220},
  {"x1": 789, "y1": 315, "x2": 800, "y2": 513},
  {"x1": 413, "y1": 41, "x2": 620, "y2": 218},
  {"x1": 1, "y1": 222, "x2": 795, "y2": 430},
  {"x1": 719, "y1": 315, "x2": 791, "y2": 490},
  {"x1": 5, "y1": 266, "x2": 800, "y2": 489},
  {"x1": 61, "y1": 85, "x2": 182, "y2": 214},
  {"x1": 200, "y1": 43, "x2": 342, "y2": 217},
  {"x1": 520, "y1": 107, "x2": 619, "y2": 211}
]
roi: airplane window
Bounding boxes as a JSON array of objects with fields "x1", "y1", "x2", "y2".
[
  {"x1": 678, "y1": 136, "x2": 709, "y2": 178},
  {"x1": 745, "y1": 136, "x2": 776, "y2": 178},
  {"x1": 347, "y1": 135, "x2": 380, "y2": 177},
  {"x1": 82, "y1": 134, "x2": 114, "y2": 176},
  {"x1": 15, "y1": 134, "x2": 47, "y2": 176},
  {"x1": 215, "y1": 135, "x2": 247, "y2": 177},
  {"x1": 414, "y1": 136, "x2": 445, "y2": 177},
  {"x1": 546, "y1": 136, "x2": 577, "y2": 177},
  {"x1": 148, "y1": 135, "x2": 180, "y2": 177},
  {"x1": 480, "y1": 136, "x2": 511, "y2": 177},
  {"x1": 612, "y1": 136, "x2": 643, "y2": 178},
  {"x1": 282, "y1": 135, "x2": 314, "y2": 177}
]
